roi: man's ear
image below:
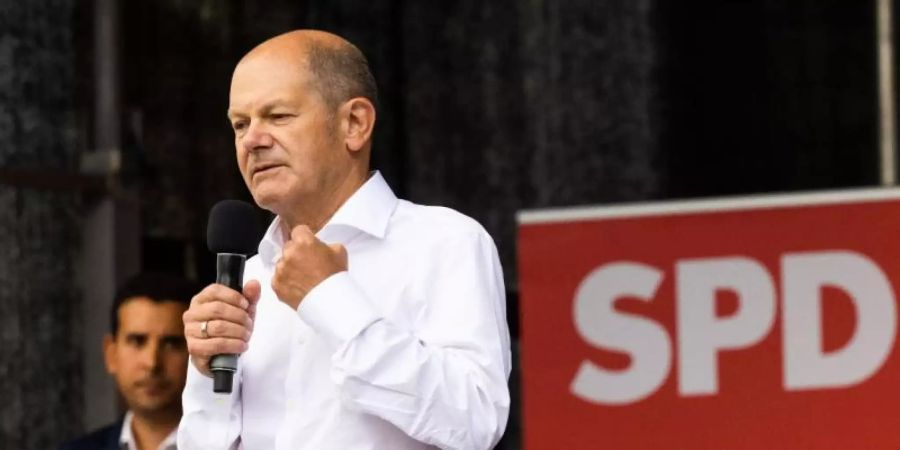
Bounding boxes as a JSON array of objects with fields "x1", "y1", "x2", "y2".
[
  {"x1": 103, "y1": 334, "x2": 117, "y2": 375},
  {"x1": 341, "y1": 97, "x2": 376, "y2": 153}
]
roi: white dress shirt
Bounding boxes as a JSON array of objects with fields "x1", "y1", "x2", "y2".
[
  {"x1": 120, "y1": 411, "x2": 178, "y2": 450},
  {"x1": 178, "y1": 172, "x2": 511, "y2": 450}
]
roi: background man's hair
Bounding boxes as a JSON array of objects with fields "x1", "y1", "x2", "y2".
[
  {"x1": 109, "y1": 272, "x2": 201, "y2": 336},
  {"x1": 306, "y1": 40, "x2": 379, "y2": 111}
]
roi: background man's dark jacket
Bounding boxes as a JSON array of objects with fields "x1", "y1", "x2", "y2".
[{"x1": 58, "y1": 419, "x2": 123, "y2": 450}]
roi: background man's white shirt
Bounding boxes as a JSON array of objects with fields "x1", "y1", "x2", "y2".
[{"x1": 120, "y1": 411, "x2": 178, "y2": 450}]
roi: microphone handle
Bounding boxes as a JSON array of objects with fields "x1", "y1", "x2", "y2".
[{"x1": 210, "y1": 253, "x2": 246, "y2": 393}]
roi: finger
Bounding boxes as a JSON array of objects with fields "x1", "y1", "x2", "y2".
[
  {"x1": 187, "y1": 337, "x2": 249, "y2": 358},
  {"x1": 328, "y1": 243, "x2": 348, "y2": 267},
  {"x1": 242, "y1": 280, "x2": 261, "y2": 325},
  {"x1": 186, "y1": 319, "x2": 251, "y2": 341},
  {"x1": 243, "y1": 279, "x2": 261, "y2": 305},
  {"x1": 246, "y1": 307, "x2": 257, "y2": 329},
  {"x1": 195, "y1": 301, "x2": 252, "y2": 327},
  {"x1": 191, "y1": 283, "x2": 250, "y2": 309},
  {"x1": 183, "y1": 299, "x2": 249, "y2": 326},
  {"x1": 190, "y1": 355, "x2": 212, "y2": 377}
]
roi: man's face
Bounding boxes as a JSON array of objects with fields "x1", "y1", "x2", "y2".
[
  {"x1": 104, "y1": 298, "x2": 188, "y2": 416},
  {"x1": 228, "y1": 54, "x2": 345, "y2": 215}
]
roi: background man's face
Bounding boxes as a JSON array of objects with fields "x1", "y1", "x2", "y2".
[
  {"x1": 104, "y1": 298, "x2": 188, "y2": 416},
  {"x1": 229, "y1": 53, "x2": 345, "y2": 215}
]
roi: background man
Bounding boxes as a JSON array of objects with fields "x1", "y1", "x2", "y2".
[
  {"x1": 179, "y1": 29, "x2": 511, "y2": 449},
  {"x1": 60, "y1": 273, "x2": 199, "y2": 450}
]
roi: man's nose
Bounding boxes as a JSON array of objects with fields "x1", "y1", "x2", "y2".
[
  {"x1": 242, "y1": 122, "x2": 274, "y2": 152},
  {"x1": 141, "y1": 341, "x2": 163, "y2": 371}
]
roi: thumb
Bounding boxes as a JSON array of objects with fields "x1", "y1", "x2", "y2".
[
  {"x1": 328, "y1": 243, "x2": 348, "y2": 268},
  {"x1": 243, "y1": 279, "x2": 262, "y2": 305}
]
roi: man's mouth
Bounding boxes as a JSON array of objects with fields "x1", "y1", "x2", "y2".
[
  {"x1": 135, "y1": 379, "x2": 170, "y2": 393},
  {"x1": 252, "y1": 163, "x2": 283, "y2": 177}
]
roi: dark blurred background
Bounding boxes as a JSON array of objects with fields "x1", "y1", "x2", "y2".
[{"x1": 0, "y1": 0, "x2": 888, "y2": 448}]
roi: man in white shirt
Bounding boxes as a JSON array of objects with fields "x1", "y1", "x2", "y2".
[{"x1": 178, "y1": 29, "x2": 511, "y2": 449}]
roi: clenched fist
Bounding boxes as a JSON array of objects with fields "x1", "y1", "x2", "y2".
[
  {"x1": 272, "y1": 225, "x2": 348, "y2": 310},
  {"x1": 183, "y1": 280, "x2": 260, "y2": 377}
]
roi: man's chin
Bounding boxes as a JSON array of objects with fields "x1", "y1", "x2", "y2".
[
  {"x1": 130, "y1": 395, "x2": 180, "y2": 415},
  {"x1": 126, "y1": 387, "x2": 180, "y2": 412},
  {"x1": 251, "y1": 190, "x2": 288, "y2": 213}
]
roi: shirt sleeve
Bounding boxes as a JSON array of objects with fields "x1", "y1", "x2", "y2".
[
  {"x1": 298, "y1": 229, "x2": 512, "y2": 450},
  {"x1": 177, "y1": 359, "x2": 243, "y2": 449}
]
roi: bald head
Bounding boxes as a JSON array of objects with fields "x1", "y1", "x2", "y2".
[
  {"x1": 237, "y1": 30, "x2": 379, "y2": 113},
  {"x1": 228, "y1": 30, "x2": 378, "y2": 228}
]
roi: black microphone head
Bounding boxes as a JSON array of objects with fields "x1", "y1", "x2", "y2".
[{"x1": 207, "y1": 200, "x2": 260, "y2": 255}]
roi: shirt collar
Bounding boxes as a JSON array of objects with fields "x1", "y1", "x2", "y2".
[
  {"x1": 119, "y1": 411, "x2": 178, "y2": 450},
  {"x1": 258, "y1": 171, "x2": 398, "y2": 265}
]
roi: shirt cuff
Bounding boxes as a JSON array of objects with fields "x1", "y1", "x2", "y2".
[
  {"x1": 181, "y1": 360, "x2": 240, "y2": 422},
  {"x1": 183, "y1": 359, "x2": 237, "y2": 404},
  {"x1": 181, "y1": 360, "x2": 240, "y2": 438},
  {"x1": 297, "y1": 271, "x2": 381, "y2": 350}
]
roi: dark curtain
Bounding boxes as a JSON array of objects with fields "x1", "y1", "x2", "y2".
[
  {"x1": 120, "y1": 0, "x2": 879, "y2": 288},
  {"x1": 121, "y1": 0, "x2": 665, "y2": 290}
]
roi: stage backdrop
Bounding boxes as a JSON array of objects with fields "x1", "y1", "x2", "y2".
[{"x1": 518, "y1": 188, "x2": 900, "y2": 449}]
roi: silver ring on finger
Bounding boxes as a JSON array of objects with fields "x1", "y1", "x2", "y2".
[{"x1": 200, "y1": 320, "x2": 210, "y2": 339}]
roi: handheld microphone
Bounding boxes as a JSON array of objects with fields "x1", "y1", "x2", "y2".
[{"x1": 206, "y1": 199, "x2": 259, "y2": 393}]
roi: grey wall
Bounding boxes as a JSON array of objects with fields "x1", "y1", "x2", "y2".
[{"x1": 0, "y1": 0, "x2": 85, "y2": 447}]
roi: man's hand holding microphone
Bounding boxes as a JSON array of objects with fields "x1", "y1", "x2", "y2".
[{"x1": 182, "y1": 200, "x2": 348, "y2": 391}]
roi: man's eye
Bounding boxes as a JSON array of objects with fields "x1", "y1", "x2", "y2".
[
  {"x1": 232, "y1": 121, "x2": 247, "y2": 131},
  {"x1": 271, "y1": 114, "x2": 291, "y2": 122},
  {"x1": 126, "y1": 335, "x2": 147, "y2": 347}
]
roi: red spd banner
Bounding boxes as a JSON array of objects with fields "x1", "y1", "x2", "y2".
[{"x1": 518, "y1": 189, "x2": 900, "y2": 449}]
